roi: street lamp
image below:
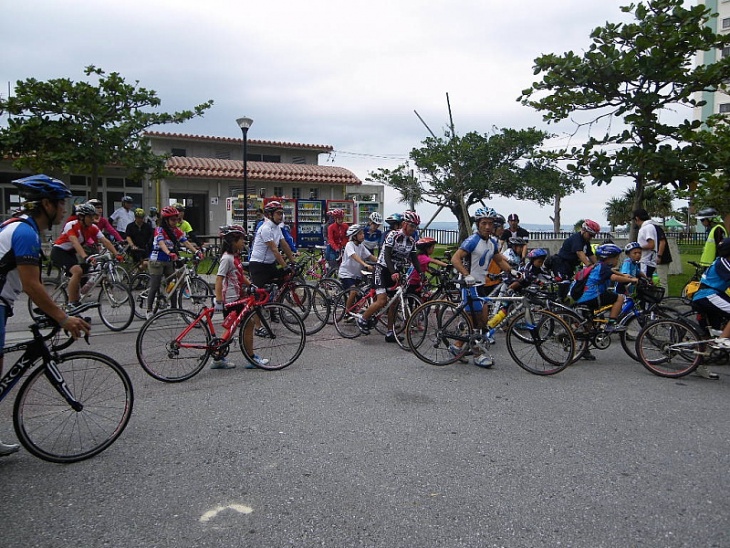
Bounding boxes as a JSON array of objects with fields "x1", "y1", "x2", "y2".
[{"x1": 236, "y1": 116, "x2": 254, "y2": 230}]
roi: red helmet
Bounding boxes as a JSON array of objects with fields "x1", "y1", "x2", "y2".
[
  {"x1": 582, "y1": 219, "x2": 600, "y2": 235},
  {"x1": 331, "y1": 208, "x2": 344, "y2": 219},
  {"x1": 403, "y1": 210, "x2": 421, "y2": 226},
  {"x1": 264, "y1": 200, "x2": 283, "y2": 215},
  {"x1": 161, "y1": 206, "x2": 180, "y2": 218},
  {"x1": 416, "y1": 237, "x2": 436, "y2": 249}
]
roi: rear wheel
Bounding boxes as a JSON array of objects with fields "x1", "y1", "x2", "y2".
[
  {"x1": 278, "y1": 284, "x2": 330, "y2": 335},
  {"x1": 505, "y1": 310, "x2": 574, "y2": 375},
  {"x1": 406, "y1": 300, "x2": 473, "y2": 366},
  {"x1": 635, "y1": 318, "x2": 703, "y2": 378},
  {"x1": 177, "y1": 276, "x2": 213, "y2": 315},
  {"x1": 97, "y1": 280, "x2": 134, "y2": 331},
  {"x1": 332, "y1": 289, "x2": 367, "y2": 339}
]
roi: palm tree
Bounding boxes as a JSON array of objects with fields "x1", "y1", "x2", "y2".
[{"x1": 604, "y1": 197, "x2": 630, "y2": 231}]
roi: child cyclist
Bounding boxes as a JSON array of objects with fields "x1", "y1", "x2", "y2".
[
  {"x1": 338, "y1": 225, "x2": 377, "y2": 313},
  {"x1": 575, "y1": 243, "x2": 640, "y2": 333},
  {"x1": 212, "y1": 225, "x2": 269, "y2": 370},
  {"x1": 407, "y1": 237, "x2": 448, "y2": 298},
  {"x1": 618, "y1": 242, "x2": 650, "y2": 295}
]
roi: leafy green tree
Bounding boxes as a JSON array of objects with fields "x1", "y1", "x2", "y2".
[
  {"x1": 0, "y1": 65, "x2": 213, "y2": 195},
  {"x1": 518, "y1": 0, "x2": 730, "y2": 215},
  {"x1": 367, "y1": 127, "x2": 583, "y2": 240},
  {"x1": 604, "y1": 197, "x2": 628, "y2": 231}
]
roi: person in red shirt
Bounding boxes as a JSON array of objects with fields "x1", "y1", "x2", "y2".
[
  {"x1": 87, "y1": 199, "x2": 123, "y2": 242},
  {"x1": 326, "y1": 208, "x2": 349, "y2": 271}
]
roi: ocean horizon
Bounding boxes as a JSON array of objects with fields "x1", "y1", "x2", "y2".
[{"x1": 425, "y1": 221, "x2": 574, "y2": 232}]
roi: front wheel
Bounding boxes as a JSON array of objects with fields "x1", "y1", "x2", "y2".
[
  {"x1": 97, "y1": 281, "x2": 134, "y2": 331},
  {"x1": 238, "y1": 303, "x2": 305, "y2": 370},
  {"x1": 177, "y1": 276, "x2": 214, "y2": 315},
  {"x1": 406, "y1": 300, "x2": 473, "y2": 366},
  {"x1": 278, "y1": 284, "x2": 330, "y2": 335},
  {"x1": 635, "y1": 318, "x2": 704, "y2": 378},
  {"x1": 13, "y1": 351, "x2": 133, "y2": 463}
]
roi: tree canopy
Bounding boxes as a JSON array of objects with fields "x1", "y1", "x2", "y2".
[
  {"x1": 518, "y1": 0, "x2": 730, "y2": 214},
  {"x1": 0, "y1": 65, "x2": 213, "y2": 195}
]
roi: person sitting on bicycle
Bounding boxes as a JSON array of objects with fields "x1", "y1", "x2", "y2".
[
  {"x1": 0, "y1": 175, "x2": 90, "y2": 456},
  {"x1": 362, "y1": 212, "x2": 383, "y2": 255},
  {"x1": 357, "y1": 210, "x2": 422, "y2": 343},
  {"x1": 508, "y1": 247, "x2": 552, "y2": 293},
  {"x1": 503, "y1": 237, "x2": 527, "y2": 271},
  {"x1": 618, "y1": 242, "x2": 650, "y2": 296},
  {"x1": 407, "y1": 237, "x2": 448, "y2": 299},
  {"x1": 212, "y1": 225, "x2": 269, "y2": 370},
  {"x1": 380, "y1": 213, "x2": 402, "y2": 248},
  {"x1": 575, "y1": 243, "x2": 639, "y2": 334},
  {"x1": 326, "y1": 208, "x2": 348, "y2": 272},
  {"x1": 125, "y1": 208, "x2": 153, "y2": 270},
  {"x1": 50, "y1": 203, "x2": 121, "y2": 308},
  {"x1": 450, "y1": 207, "x2": 515, "y2": 367},
  {"x1": 551, "y1": 219, "x2": 600, "y2": 299},
  {"x1": 339, "y1": 224, "x2": 377, "y2": 313},
  {"x1": 692, "y1": 238, "x2": 730, "y2": 351},
  {"x1": 146, "y1": 206, "x2": 199, "y2": 320},
  {"x1": 248, "y1": 201, "x2": 297, "y2": 290}
]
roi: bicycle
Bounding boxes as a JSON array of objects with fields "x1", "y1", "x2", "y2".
[
  {"x1": 404, "y1": 282, "x2": 576, "y2": 375},
  {"x1": 300, "y1": 245, "x2": 338, "y2": 283},
  {"x1": 131, "y1": 256, "x2": 213, "y2": 319},
  {"x1": 0, "y1": 302, "x2": 134, "y2": 463},
  {"x1": 30, "y1": 252, "x2": 135, "y2": 331},
  {"x1": 136, "y1": 286, "x2": 306, "y2": 382},
  {"x1": 274, "y1": 262, "x2": 331, "y2": 335}
]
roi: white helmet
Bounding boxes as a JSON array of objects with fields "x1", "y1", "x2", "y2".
[
  {"x1": 369, "y1": 212, "x2": 383, "y2": 225},
  {"x1": 346, "y1": 224, "x2": 364, "y2": 238}
]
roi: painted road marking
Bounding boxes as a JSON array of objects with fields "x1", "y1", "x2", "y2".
[{"x1": 200, "y1": 504, "x2": 254, "y2": 522}]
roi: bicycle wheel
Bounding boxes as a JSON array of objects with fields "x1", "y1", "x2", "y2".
[
  {"x1": 547, "y1": 307, "x2": 589, "y2": 364},
  {"x1": 28, "y1": 280, "x2": 67, "y2": 321},
  {"x1": 505, "y1": 310, "x2": 574, "y2": 375},
  {"x1": 112, "y1": 265, "x2": 130, "y2": 286},
  {"x1": 315, "y1": 277, "x2": 343, "y2": 324},
  {"x1": 635, "y1": 318, "x2": 703, "y2": 378},
  {"x1": 13, "y1": 351, "x2": 133, "y2": 463},
  {"x1": 332, "y1": 289, "x2": 367, "y2": 338},
  {"x1": 238, "y1": 303, "x2": 305, "y2": 370},
  {"x1": 177, "y1": 276, "x2": 214, "y2": 315},
  {"x1": 393, "y1": 293, "x2": 422, "y2": 351},
  {"x1": 130, "y1": 273, "x2": 151, "y2": 319},
  {"x1": 406, "y1": 300, "x2": 473, "y2": 366},
  {"x1": 619, "y1": 305, "x2": 683, "y2": 362},
  {"x1": 278, "y1": 284, "x2": 329, "y2": 335},
  {"x1": 97, "y1": 280, "x2": 134, "y2": 331},
  {"x1": 136, "y1": 309, "x2": 212, "y2": 382}
]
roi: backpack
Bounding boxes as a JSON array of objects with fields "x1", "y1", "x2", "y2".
[{"x1": 568, "y1": 263, "x2": 596, "y2": 301}]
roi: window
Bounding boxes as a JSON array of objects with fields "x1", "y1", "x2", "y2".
[
  {"x1": 292, "y1": 187, "x2": 301, "y2": 199},
  {"x1": 292, "y1": 156, "x2": 306, "y2": 164},
  {"x1": 720, "y1": 103, "x2": 730, "y2": 113},
  {"x1": 309, "y1": 188, "x2": 318, "y2": 199},
  {"x1": 723, "y1": 17, "x2": 730, "y2": 29},
  {"x1": 723, "y1": 46, "x2": 730, "y2": 58},
  {"x1": 273, "y1": 186, "x2": 283, "y2": 197},
  {"x1": 171, "y1": 148, "x2": 186, "y2": 157},
  {"x1": 107, "y1": 177, "x2": 124, "y2": 188},
  {"x1": 215, "y1": 148, "x2": 230, "y2": 160},
  {"x1": 263, "y1": 155, "x2": 281, "y2": 163}
]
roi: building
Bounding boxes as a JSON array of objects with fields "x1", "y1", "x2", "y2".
[{"x1": 696, "y1": 0, "x2": 730, "y2": 120}]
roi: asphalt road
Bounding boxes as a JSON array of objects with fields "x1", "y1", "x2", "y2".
[{"x1": 1, "y1": 295, "x2": 729, "y2": 548}]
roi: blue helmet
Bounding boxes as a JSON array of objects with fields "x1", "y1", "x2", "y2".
[
  {"x1": 12, "y1": 174, "x2": 72, "y2": 201},
  {"x1": 527, "y1": 248, "x2": 548, "y2": 260},
  {"x1": 385, "y1": 213, "x2": 402, "y2": 225},
  {"x1": 624, "y1": 242, "x2": 641, "y2": 254},
  {"x1": 596, "y1": 243, "x2": 623, "y2": 258}
]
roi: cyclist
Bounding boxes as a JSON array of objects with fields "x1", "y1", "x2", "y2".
[
  {"x1": 692, "y1": 238, "x2": 730, "y2": 349},
  {"x1": 110, "y1": 195, "x2": 135, "y2": 239},
  {"x1": 407, "y1": 237, "x2": 448, "y2": 298},
  {"x1": 174, "y1": 203, "x2": 205, "y2": 250},
  {"x1": 618, "y1": 242, "x2": 649, "y2": 295},
  {"x1": 87, "y1": 199, "x2": 123, "y2": 242},
  {"x1": 362, "y1": 212, "x2": 383, "y2": 254},
  {"x1": 248, "y1": 201, "x2": 297, "y2": 289},
  {"x1": 0, "y1": 175, "x2": 89, "y2": 456},
  {"x1": 512, "y1": 247, "x2": 552, "y2": 291},
  {"x1": 697, "y1": 207, "x2": 727, "y2": 267},
  {"x1": 450, "y1": 207, "x2": 515, "y2": 367},
  {"x1": 125, "y1": 208, "x2": 153, "y2": 270},
  {"x1": 339, "y1": 224, "x2": 377, "y2": 314},
  {"x1": 147, "y1": 206, "x2": 159, "y2": 228},
  {"x1": 357, "y1": 210, "x2": 422, "y2": 343},
  {"x1": 326, "y1": 208, "x2": 348, "y2": 272},
  {"x1": 212, "y1": 225, "x2": 269, "y2": 370},
  {"x1": 551, "y1": 219, "x2": 600, "y2": 299},
  {"x1": 500, "y1": 213, "x2": 530, "y2": 258},
  {"x1": 502, "y1": 237, "x2": 527, "y2": 270},
  {"x1": 50, "y1": 203, "x2": 121, "y2": 307},
  {"x1": 146, "y1": 206, "x2": 200, "y2": 319},
  {"x1": 574, "y1": 243, "x2": 639, "y2": 334},
  {"x1": 380, "y1": 213, "x2": 403, "y2": 248}
]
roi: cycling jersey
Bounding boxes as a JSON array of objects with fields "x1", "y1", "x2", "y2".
[
  {"x1": 577, "y1": 262, "x2": 615, "y2": 304},
  {"x1": 53, "y1": 220, "x2": 105, "y2": 251},
  {"x1": 377, "y1": 229, "x2": 416, "y2": 272},
  {"x1": 0, "y1": 216, "x2": 42, "y2": 307},
  {"x1": 149, "y1": 225, "x2": 188, "y2": 262},
  {"x1": 459, "y1": 233, "x2": 500, "y2": 282}
]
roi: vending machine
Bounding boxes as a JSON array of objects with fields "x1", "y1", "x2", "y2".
[
  {"x1": 356, "y1": 202, "x2": 382, "y2": 225},
  {"x1": 264, "y1": 197, "x2": 297, "y2": 243},
  {"x1": 296, "y1": 199, "x2": 325, "y2": 248},
  {"x1": 226, "y1": 196, "x2": 263, "y2": 234},
  {"x1": 326, "y1": 200, "x2": 355, "y2": 224}
]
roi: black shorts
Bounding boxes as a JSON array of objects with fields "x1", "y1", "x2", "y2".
[
  {"x1": 248, "y1": 261, "x2": 285, "y2": 288},
  {"x1": 692, "y1": 293, "x2": 730, "y2": 330},
  {"x1": 579, "y1": 291, "x2": 619, "y2": 310},
  {"x1": 373, "y1": 264, "x2": 398, "y2": 293},
  {"x1": 50, "y1": 247, "x2": 89, "y2": 276}
]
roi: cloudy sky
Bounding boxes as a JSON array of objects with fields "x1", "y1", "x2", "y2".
[{"x1": 2, "y1": 0, "x2": 691, "y2": 227}]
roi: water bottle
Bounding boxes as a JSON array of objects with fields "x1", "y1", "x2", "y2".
[
  {"x1": 487, "y1": 308, "x2": 507, "y2": 329},
  {"x1": 80, "y1": 273, "x2": 98, "y2": 295},
  {"x1": 166, "y1": 280, "x2": 175, "y2": 294},
  {"x1": 652, "y1": 272, "x2": 661, "y2": 286}
]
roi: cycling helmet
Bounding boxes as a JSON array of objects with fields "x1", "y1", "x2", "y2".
[
  {"x1": 331, "y1": 208, "x2": 344, "y2": 219},
  {"x1": 402, "y1": 210, "x2": 421, "y2": 226},
  {"x1": 86, "y1": 199, "x2": 102, "y2": 207},
  {"x1": 134, "y1": 208, "x2": 145, "y2": 217},
  {"x1": 346, "y1": 224, "x2": 364, "y2": 238},
  {"x1": 75, "y1": 203, "x2": 97, "y2": 217},
  {"x1": 220, "y1": 225, "x2": 246, "y2": 238},
  {"x1": 172, "y1": 202, "x2": 185, "y2": 211},
  {"x1": 582, "y1": 219, "x2": 601, "y2": 235},
  {"x1": 149, "y1": 206, "x2": 158, "y2": 213},
  {"x1": 369, "y1": 212, "x2": 383, "y2": 225},
  {"x1": 493, "y1": 214, "x2": 506, "y2": 227},
  {"x1": 696, "y1": 207, "x2": 719, "y2": 221},
  {"x1": 416, "y1": 237, "x2": 437, "y2": 249},
  {"x1": 161, "y1": 205, "x2": 180, "y2": 218},
  {"x1": 526, "y1": 248, "x2": 548, "y2": 260},
  {"x1": 595, "y1": 243, "x2": 622, "y2": 258},
  {"x1": 507, "y1": 213, "x2": 519, "y2": 222},
  {"x1": 474, "y1": 207, "x2": 498, "y2": 220},
  {"x1": 385, "y1": 213, "x2": 403, "y2": 225},
  {"x1": 718, "y1": 238, "x2": 730, "y2": 257},
  {"x1": 508, "y1": 237, "x2": 527, "y2": 247},
  {"x1": 624, "y1": 242, "x2": 641, "y2": 254},
  {"x1": 121, "y1": 195, "x2": 133, "y2": 203},
  {"x1": 12, "y1": 174, "x2": 73, "y2": 201},
  {"x1": 264, "y1": 200, "x2": 283, "y2": 215}
]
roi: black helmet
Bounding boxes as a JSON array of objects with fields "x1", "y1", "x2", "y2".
[
  {"x1": 697, "y1": 207, "x2": 719, "y2": 221},
  {"x1": 508, "y1": 237, "x2": 527, "y2": 247},
  {"x1": 718, "y1": 238, "x2": 730, "y2": 258}
]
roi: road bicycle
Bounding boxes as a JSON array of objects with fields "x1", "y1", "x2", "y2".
[
  {"x1": 275, "y1": 262, "x2": 331, "y2": 335},
  {"x1": 0, "y1": 303, "x2": 134, "y2": 463},
  {"x1": 136, "y1": 286, "x2": 306, "y2": 382},
  {"x1": 300, "y1": 245, "x2": 339, "y2": 282},
  {"x1": 30, "y1": 252, "x2": 135, "y2": 331},
  {"x1": 130, "y1": 256, "x2": 213, "y2": 319},
  {"x1": 404, "y1": 282, "x2": 576, "y2": 375}
]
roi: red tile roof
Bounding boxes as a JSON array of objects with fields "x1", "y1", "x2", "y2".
[
  {"x1": 145, "y1": 131, "x2": 334, "y2": 152},
  {"x1": 166, "y1": 157, "x2": 362, "y2": 185}
]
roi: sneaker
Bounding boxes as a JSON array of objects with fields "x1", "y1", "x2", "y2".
[
  {"x1": 210, "y1": 358, "x2": 236, "y2": 369},
  {"x1": 484, "y1": 328, "x2": 496, "y2": 345},
  {"x1": 145, "y1": 310, "x2": 153, "y2": 320},
  {"x1": 0, "y1": 440, "x2": 20, "y2": 457},
  {"x1": 604, "y1": 322, "x2": 623, "y2": 334},
  {"x1": 449, "y1": 344, "x2": 468, "y2": 363},
  {"x1": 385, "y1": 332, "x2": 404, "y2": 343},
  {"x1": 255, "y1": 327, "x2": 270, "y2": 338},
  {"x1": 67, "y1": 301, "x2": 81, "y2": 311},
  {"x1": 581, "y1": 350, "x2": 597, "y2": 361},
  {"x1": 710, "y1": 337, "x2": 730, "y2": 350},
  {"x1": 694, "y1": 364, "x2": 719, "y2": 380},
  {"x1": 474, "y1": 354, "x2": 494, "y2": 368},
  {"x1": 357, "y1": 318, "x2": 371, "y2": 335},
  {"x1": 252, "y1": 354, "x2": 270, "y2": 367}
]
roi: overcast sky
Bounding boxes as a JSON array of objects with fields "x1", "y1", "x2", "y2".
[{"x1": 2, "y1": 0, "x2": 691, "y2": 227}]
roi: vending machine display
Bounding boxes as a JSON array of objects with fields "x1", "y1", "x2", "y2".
[
  {"x1": 296, "y1": 199, "x2": 325, "y2": 247},
  {"x1": 326, "y1": 200, "x2": 355, "y2": 224},
  {"x1": 356, "y1": 202, "x2": 382, "y2": 225},
  {"x1": 226, "y1": 196, "x2": 263, "y2": 234},
  {"x1": 264, "y1": 197, "x2": 297, "y2": 243}
]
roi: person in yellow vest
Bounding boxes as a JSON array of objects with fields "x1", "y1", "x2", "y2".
[{"x1": 698, "y1": 207, "x2": 727, "y2": 267}]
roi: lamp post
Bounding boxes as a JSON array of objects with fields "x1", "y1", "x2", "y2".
[{"x1": 236, "y1": 116, "x2": 254, "y2": 230}]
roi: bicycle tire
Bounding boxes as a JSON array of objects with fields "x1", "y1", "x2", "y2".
[
  {"x1": 406, "y1": 300, "x2": 473, "y2": 366},
  {"x1": 634, "y1": 317, "x2": 704, "y2": 378},
  {"x1": 177, "y1": 276, "x2": 214, "y2": 315},
  {"x1": 97, "y1": 280, "x2": 135, "y2": 331},
  {"x1": 28, "y1": 280, "x2": 68, "y2": 322},
  {"x1": 315, "y1": 277, "x2": 343, "y2": 324},
  {"x1": 394, "y1": 293, "x2": 422, "y2": 351},
  {"x1": 278, "y1": 284, "x2": 330, "y2": 335},
  {"x1": 130, "y1": 273, "x2": 151, "y2": 319},
  {"x1": 332, "y1": 289, "x2": 367, "y2": 339},
  {"x1": 136, "y1": 308, "x2": 212, "y2": 382},
  {"x1": 505, "y1": 310, "x2": 574, "y2": 375},
  {"x1": 13, "y1": 351, "x2": 133, "y2": 463},
  {"x1": 238, "y1": 303, "x2": 305, "y2": 370},
  {"x1": 619, "y1": 305, "x2": 683, "y2": 362},
  {"x1": 546, "y1": 307, "x2": 589, "y2": 364}
]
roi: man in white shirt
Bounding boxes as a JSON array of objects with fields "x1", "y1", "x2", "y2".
[
  {"x1": 110, "y1": 196, "x2": 136, "y2": 239},
  {"x1": 634, "y1": 208, "x2": 657, "y2": 277}
]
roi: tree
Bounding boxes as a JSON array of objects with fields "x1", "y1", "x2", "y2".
[
  {"x1": 518, "y1": 0, "x2": 730, "y2": 216},
  {"x1": 0, "y1": 65, "x2": 213, "y2": 195},
  {"x1": 367, "y1": 127, "x2": 583, "y2": 241}
]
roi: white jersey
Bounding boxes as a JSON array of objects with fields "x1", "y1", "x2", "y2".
[
  {"x1": 339, "y1": 241, "x2": 371, "y2": 279},
  {"x1": 458, "y1": 233, "x2": 500, "y2": 282},
  {"x1": 249, "y1": 219, "x2": 283, "y2": 264}
]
